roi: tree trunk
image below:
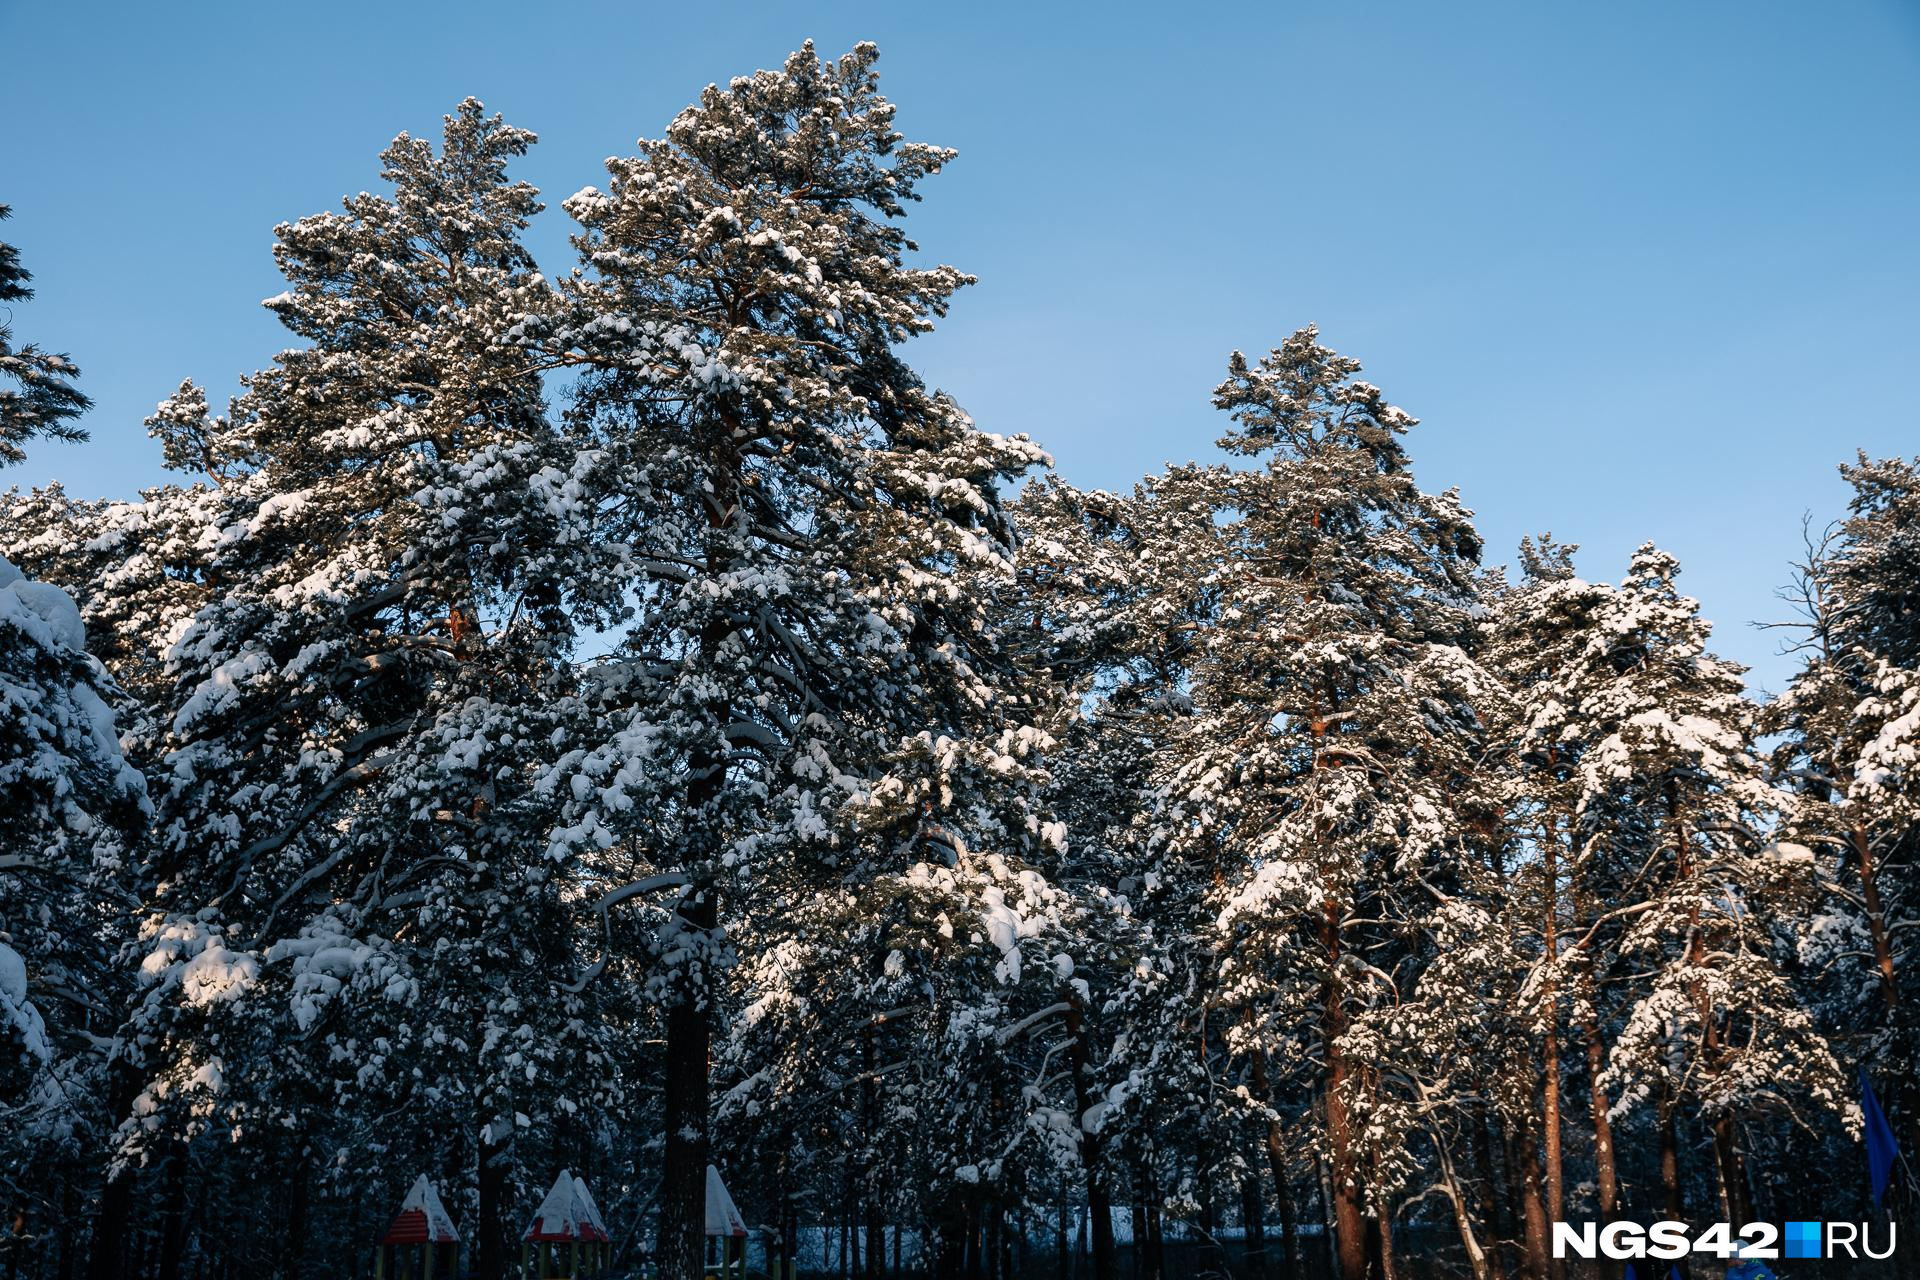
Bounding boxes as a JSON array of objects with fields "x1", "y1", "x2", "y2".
[
  {"x1": 1539, "y1": 820, "x2": 1566, "y2": 1280},
  {"x1": 1659, "y1": 1097, "x2": 1684, "y2": 1221},
  {"x1": 864, "y1": 1027, "x2": 886, "y2": 1280},
  {"x1": 57, "y1": 1175, "x2": 79, "y2": 1280},
  {"x1": 1313, "y1": 1148, "x2": 1336, "y2": 1267},
  {"x1": 1472, "y1": 1107, "x2": 1511, "y2": 1280},
  {"x1": 1571, "y1": 870, "x2": 1620, "y2": 1227},
  {"x1": 1658, "y1": 1097, "x2": 1690, "y2": 1280},
  {"x1": 1056, "y1": 1186, "x2": 1070, "y2": 1280},
  {"x1": 1063, "y1": 995, "x2": 1116, "y2": 1280},
  {"x1": 158, "y1": 1143, "x2": 189, "y2": 1280},
  {"x1": 1850, "y1": 823, "x2": 1901, "y2": 1011},
  {"x1": 1711, "y1": 1116, "x2": 1750, "y2": 1226},
  {"x1": 844, "y1": 1177, "x2": 856, "y2": 1279},
  {"x1": 1508, "y1": 1117, "x2": 1550, "y2": 1280},
  {"x1": 1143, "y1": 1185, "x2": 1164, "y2": 1280},
  {"x1": 658, "y1": 880, "x2": 716, "y2": 1280},
  {"x1": 1321, "y1": 888, "x2": 1367, "y2": 1280},
  {"x1": 1429, "y1": 1121, "x2": 1492, "y2": 1280},
  {"x1": 1248, "y1": 1045, "x2": 1303, "y2": 1280},
  {"x1": 1241, "y1": 1164, "x2": 1266, "y2": 1274},
  {"x1": 477, "y1": 1118, "x2": 511, "y2": 1280},
  {"x1": 282, "y1": 1157, "x2": 309, "y2": 1280},
  {"x1": 1372, "y1": 1202, "x2": 1397, "y2": 1280},
  {"x1": 86, "y1": 1062, "x2": 143, "y2": 1280}
]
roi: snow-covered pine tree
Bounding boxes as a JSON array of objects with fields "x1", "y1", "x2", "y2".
[
  {"x1": 1478, "y1": 536, "x2": 1624, "y2": 1280},
  {"x1": 518, "y1": 41, "x2": 1047, "y2": 1279},
  {"x1": 61, "y1": 100, "x2": 625, "y2": 1278},
  {"x1": 0, "y1": 206, "x2": 91, "y2": 464},
  {"x1": 1580, "y1": 547, "x2": 1844, "y2": 1226},
  {"x1": 0, "y1": 243, "x2": 145, "y2": 1272},
  {"x1": 1767, "y1": 454, "x2": 1920, "y2": 1167},
  {"x1": 709, "y1": 488, "x2": 1078, "y2": 1277},
  {"x1": 0, "y1": 551, "x2": 147, "y2": 1232},
  {"x1": 1160, "y1": 327, "x2": 1487, "y2": 1280},
  {"x1": 1000, "y1": 476, "x2": 1216, "y2": 1280},
  {"x1": 1009, "y1": 473, "x2": 1331, "y2": 1280}
]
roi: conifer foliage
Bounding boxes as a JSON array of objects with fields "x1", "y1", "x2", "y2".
[{"x1": 0, "y1": 206, "x2": 92, "y2": 464}]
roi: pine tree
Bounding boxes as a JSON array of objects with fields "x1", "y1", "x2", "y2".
[
  {"x1": 1576, "y1": 547, "x2": 1844, "y2": 1225},
  {"x1": 1480, "y1": 537, "x2": 1626, "y2": 1279},
  {"x1": 1001, "y1": 474, "x2": 1235, "y2": 1280},
  {"x1": 48, "y1": 99, "x2": 626, "y2": 1279},
  {"x1": 0, "y1": 206, "x2": 91, "y2": 465},
  {"x1": 1768, "y1": 454, "x2": 1920, "y2": 1176},
  {"x1": 518, "y1": 41, "x2": 1047, "y2": 1279},
  {"x1": 1157, "y1": 327, "x2": 1487, "y2": 1280},
  {"x1": 0, "y1": 552, "x2": 147, "y2": 1224}
]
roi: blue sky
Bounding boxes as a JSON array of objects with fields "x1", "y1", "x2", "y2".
[{"x1": 3, "y1": 1, "x2": 1916, "y2": 692}]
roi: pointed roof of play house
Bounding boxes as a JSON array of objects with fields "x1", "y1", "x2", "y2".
[
  {"x1": 524, "y1": 1169, "x2": 611, "y2": 1243},
  {"x1": 705, "y1": 1164, "x2": 748, "y2": 1238},
  {"x1": 380, "y1": 1174, "x2": 461, "y2": 1245}
]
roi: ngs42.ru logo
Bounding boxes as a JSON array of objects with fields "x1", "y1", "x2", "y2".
[{"x1": 1553, "y1": 1220, "x2": 1896, "y2": 1261}]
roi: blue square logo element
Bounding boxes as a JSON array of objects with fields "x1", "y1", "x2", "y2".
[{"x1": 1784, "y1": 1220, "x2": 1822, "y2": 1259}]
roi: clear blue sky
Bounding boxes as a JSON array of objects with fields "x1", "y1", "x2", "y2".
[{"x1": 4, "y1": 1, "x2": 1916, "y2": 692}]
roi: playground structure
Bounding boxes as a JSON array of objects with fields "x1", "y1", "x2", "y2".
[
  {"x1": 522, "y1": 1169, "x2": 613, "y2": 1278},
  {"x1": 367, "y1": 1163, "x2": 765, "y2": 1279},
  {"x1": 373, "y1": 1176, "x2": 461, "y2": 1280},
  {"x1": 704, "y1": 1164, "x2": 750, "y2": 1280}
]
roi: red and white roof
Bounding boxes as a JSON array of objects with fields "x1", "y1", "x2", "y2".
[
  {"x1": 705, "y1": 1164, "x2": 748, "y2": 1238},
  {"x1": 380, "y1": 1175, "x2": 460, "y2": 1245},
  {"x1": 524, "y1": 1169, "x2": 611, "y2": 1243}
]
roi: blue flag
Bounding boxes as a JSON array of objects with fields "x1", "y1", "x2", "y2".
[
  {"x1": 1621, "y1": 1264, "x2": 1637, "y2": 1280},
  {"x1": 1863, "y1": 1065, "x2": 1900, "y2": 1206}
]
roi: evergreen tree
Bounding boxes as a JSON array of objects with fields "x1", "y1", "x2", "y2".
[
  {"x1": 1480, "y1": 537, "x2": 1626, "y2": 1279},
  {"x1": 1576, "y1": 547, "x2": 1843, "y2": 1226},
  {"x1": 1002, "y1": 474, "x2": 1229, "y2": 1280},
  {"x1": 1768, "y1": 454, "x2": 1920, "y2": 1182},
  {"x1": 518, "y1": 41, "x2": 1047, "y2": 1279},
  {"x1": 55, "y1": 100, "x2": 626, "y2": 1279},
  {"x1": 0, "y1": 206, "x2": 91, "y2": 465},
  {"x1": 0, "y1": 552, "x2": 147, "y2": 1243},
  {"x1": 1158, "y1": 327, "x2": 1487, "y2": 1280}
]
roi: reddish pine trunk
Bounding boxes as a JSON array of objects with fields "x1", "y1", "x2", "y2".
[
  {"x1": 1571, "y1": 872, "x2": 1620, "y2": 1225},
  {"x1": 1711, "y1": 1116, "x2": 1750, "y2": 1225},
  {"x1": 1540, "y1": 825, "x2": 1566, "y2": 1280},
  {"x1": 1508, "y1": 1118, "x2": 1551, "y2": 1280},
  {"x1": 1659, "y1": 1097, "x2": 1685, "y2": 1221},
  {"x1": 1371, "y1": 1205, "x2": 1398, "y2": 1280},
  {"x1": 1241, "y1": 1165, "x2": 1266, "y2": 1266},
  {"x1": 1854, "y1": 825, "x2": 1902, "y2": 1013},
  {"x1": 1322, "y1": 889, "x2": 1367, "y2": 1280}
]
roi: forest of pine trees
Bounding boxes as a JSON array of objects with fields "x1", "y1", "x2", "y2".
[{"x1": 2, "y1": 40, "x2": 1917, "y2": 1280}]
